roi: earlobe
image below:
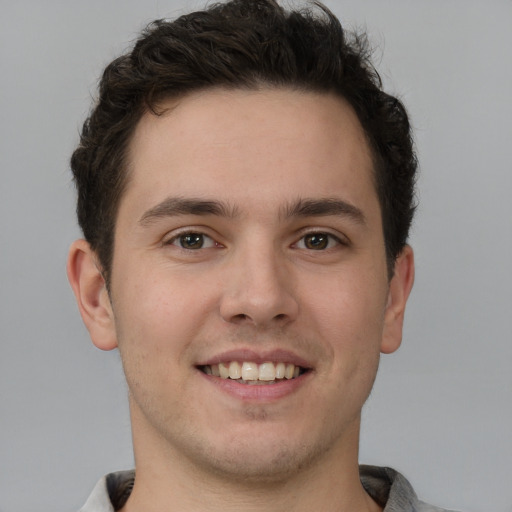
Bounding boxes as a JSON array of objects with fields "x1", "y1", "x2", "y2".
[
  {"x1": 380, "y1": 245, "x2": 415, "y2": 354},
  {"x1": 67, "y1": 239, "x2": 118, "y2": 351}
]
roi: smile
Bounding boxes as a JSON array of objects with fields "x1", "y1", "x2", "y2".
[{"x1": 199, "y1": 361, "x2": 307, "y2": 384}]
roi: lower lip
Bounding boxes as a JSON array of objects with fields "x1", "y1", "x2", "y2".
[{"x1": 198, "y1": 370, "x2": 311, "y2": 402}]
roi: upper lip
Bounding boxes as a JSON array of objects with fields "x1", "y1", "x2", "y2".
[{"x1": 197, "y1": 348, "x2": 313, "y2": 369}]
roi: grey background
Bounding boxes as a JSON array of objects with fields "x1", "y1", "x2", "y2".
[{"x1": 1, "y1": 1, "x2": 511, "y2": 511}]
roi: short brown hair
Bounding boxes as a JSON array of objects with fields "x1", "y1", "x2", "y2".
[{"x1": 71, "y1": 0, "x2": 417, "y2": 285}]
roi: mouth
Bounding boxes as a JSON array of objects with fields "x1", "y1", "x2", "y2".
[{"x1": 198, "y1": 361, "x2": 309, "y2": 385}]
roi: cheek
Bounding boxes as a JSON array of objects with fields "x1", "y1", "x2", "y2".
[
  {"x1": 303, "y1": 269, "x2": 387, "y2": 393},
  {"x1": 111, "y1": 263, "x2": 221, "y2": 367},
  {"x1": 308, "y1": 271, "x2": 387, "y2": 339},
  {"x1": 111, "y1": 279, "x2": 190, "y2": 411},
  {"x1": 115, "y1": 262, "x2": 203, "y2": 321}
]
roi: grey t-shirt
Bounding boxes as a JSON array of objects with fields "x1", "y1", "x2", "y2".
[{"x1": 79, "y1": 465, "x2": 459, "y2": 511}]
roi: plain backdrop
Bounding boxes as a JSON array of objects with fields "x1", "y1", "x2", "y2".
[{"x1": 1, "y1": 1, "x2": 511, "y2": 511}]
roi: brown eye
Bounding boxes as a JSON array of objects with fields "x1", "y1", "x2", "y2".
[
  {"x1": 180, "y1": 233, "x2": 204, "y2": 249},
  {"x1": 169, "y1": 232, "x2": 216, "y2": 250},
  {"x1": 298, "y1": 232, "x2": 336, "y2": 251}
]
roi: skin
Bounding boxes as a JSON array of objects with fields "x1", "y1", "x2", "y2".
[{"x1": 68, "y1": 88, "x2": 414, "y2": 512}]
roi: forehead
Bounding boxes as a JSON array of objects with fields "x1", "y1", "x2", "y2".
[{"x1": 122, "y1": 87, "x2": 378, "y2": 221}]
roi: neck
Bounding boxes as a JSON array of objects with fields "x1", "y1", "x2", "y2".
[{"x1": 121, "y1": 406, "x2": 381, "y2": 512}]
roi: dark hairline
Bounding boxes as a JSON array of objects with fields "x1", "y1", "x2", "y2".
[
  {"x1": 108, "y1": 84, "x2": 387, "y2": 287},
  {"x1": 71, "y1": 0, "x2": 417, "y2": 289}
]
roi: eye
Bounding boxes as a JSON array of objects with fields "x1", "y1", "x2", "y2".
[
  {"x1": 295, "y1": 232, "x2": 341, "y2": 250},
  {"x1": 168, "y1": 232, "x2": 217, "y2": 250}
]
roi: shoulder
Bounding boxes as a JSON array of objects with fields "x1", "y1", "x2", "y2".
[
  {"x1": 79, "y1": 470, "x2": 135, "y2": 512},
  {"x1": 417, "y1": 501, "x2": 461, "y2": 512},
  {"x1": 360, "y1": 465, "x2": 462, "y2": 512}
]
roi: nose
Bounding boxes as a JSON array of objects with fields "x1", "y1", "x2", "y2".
[{"x1": 219, "y1": 241, "x2": 299, "y2": 327}]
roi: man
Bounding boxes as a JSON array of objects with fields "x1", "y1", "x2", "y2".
[{"x1": 67, "y1": 1, "x2": 456, "y2": 510}]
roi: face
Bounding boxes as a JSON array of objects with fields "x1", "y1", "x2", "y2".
[{"x1": 72, "y1": 88, "x2": 413, "y2": 482}]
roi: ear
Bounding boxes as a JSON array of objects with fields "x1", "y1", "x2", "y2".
[
  {"x1": 67, "y1": 239, "x2": 118, "y2": 351},
  {"x1": 380, "y1": 245, "x2": 415, "y2": 354}
]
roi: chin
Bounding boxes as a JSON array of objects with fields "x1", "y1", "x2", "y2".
[
  {"x1": 181, "y1": 423, "x2": 343, "y2": 485},
  {"x1": 200, "y1": 447, "x2": 315, "y2": 484}
]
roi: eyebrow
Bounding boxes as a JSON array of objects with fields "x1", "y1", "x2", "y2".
[
  {"x1": 139, "y1": 197, "x2": 239, "y2": 225},
  {"x1": 281, "y1": 198, "x2": 367, "y2": 225},
  {"x1": 139, "y1": 196, "x2": 366, "y2": 226}
]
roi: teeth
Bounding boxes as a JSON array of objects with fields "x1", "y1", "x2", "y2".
[
  {"x1": 219, "y1": 362, "x2": 229, "y2": 379},
  {"x1": 203, "y1": 361, "x2": 304, "y2": 382},
  {"x1": 228, "y1": 361, "x2": 242, "y2": 379},
  {"x1": 241, "y1": 362, "x2": 259, "y2": 380},
  {"x1": 275, "y1": 362, "x2": 285, "y2": 379},
  {"x1": 258, "y1": 362, "x2": 276, "y2": 381}
]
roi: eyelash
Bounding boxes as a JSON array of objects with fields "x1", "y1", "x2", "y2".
[
  {"x1": 164, "y1": 231, "x2": 219, "y2": 250},
  {"x1": 293, "y1": 231, "x2": 346, "y2": 251},
  {"x1": 164, "y1": 229, "x2": 347, "y2": 251}
]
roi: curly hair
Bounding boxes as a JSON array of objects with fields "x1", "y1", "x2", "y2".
[{"x1": 71, "y1": 0, "x2": 417, "y2": 285}]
